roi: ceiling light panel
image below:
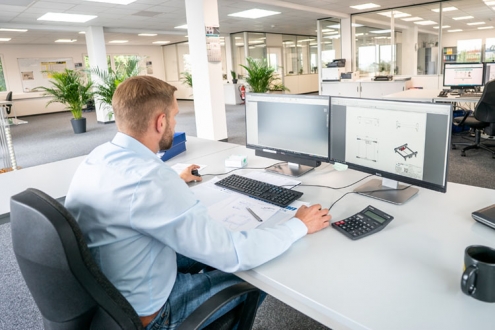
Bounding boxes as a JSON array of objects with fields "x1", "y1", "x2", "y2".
[
  {"x1": 414, "y1": 20, "x2": 437, "y2": 25},
  {"x1": 55, "y1": 39, "x2": 77, "y2": 43},
  {"x1": 453, "y1": 16, "x2": 474, "y2": 20},
  {"x1": 85, "y1": 0, "x2": 136, "y2": 4},
  {"x1": 228, "y1": 9, "x2": 280, "y2": 19},
  {"x1": 0, "y1": 28, "x2": 27, "y2": 32},
  {"x1": 483, "y1": 1, "x2": 495, "y2": 5},
  {"x1": 0, "y1": 38, "x2": 12, "y2": 41},
  {"x1": 153, "y1": 41, "x2": 170, "y2": 44},
  {"x1": 377, "y1": 11, "x2": 410, "y2": 18},
  {"x1": 478, "y1": 26, "x2": 494, "y2": 29},
  {"x1": 433, "y1": 26, "x2": 450, "y2": 29},
  {"x1": 174, "y1": 24, "x2": 187, "y2": 29},
  {"x1": 38, "y1": 13, "x2": 97, "y2": 23},
  {"x1": 467, "y1": 22, "x2": 485, "y2": 26},
  {"x1": 138, "y1": 33, "x2": 157, "y2": 36},
  {"x1": 448, "y1": 29, "x2": 463, "y2": 32},
  {"x1": 431, "y1": 7, "x2": 458, "y2": 12},
  {"x1": 350, "y1": 3, "x2": 381, "y2": 10},
  {"x1": 109, "y1": 40, "x2": 128, "y2": 43}
]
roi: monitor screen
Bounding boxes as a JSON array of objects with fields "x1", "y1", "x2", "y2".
[
  {"x1": 485, "y1": 62, "x2": 495, "y2": 83},
  {"x1": 245, "y1": 93, "x2": 330, "y2": 176},
  {"x1": 443, "y1": 62, "x2": 484, "y2": 89},
  {"x1": 329, "y1": 97, "x2": 452, "y2": 204}
]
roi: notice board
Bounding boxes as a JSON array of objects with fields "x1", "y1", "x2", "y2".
[{"x1": 17, "y1": 57, "x2": 74, "y2": 92}]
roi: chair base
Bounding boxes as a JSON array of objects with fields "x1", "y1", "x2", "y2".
[{"x1": 452, "y1": 129, "x2": 495, "y2": 158}]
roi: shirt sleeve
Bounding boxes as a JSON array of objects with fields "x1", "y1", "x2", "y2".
[{"x1": 129, "y1": 167, "x2": 308, "y2": 272}]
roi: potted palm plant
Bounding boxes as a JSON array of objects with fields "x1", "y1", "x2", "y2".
[
  {"x1": 240, "y1": 57, "x2": 289, "y2": 93},
  {"x1": 230, "y1": 70, "x2": 238, "y2": 84},
  {"x1": 92, "y1": 56, "x2": 142, "y2": 121},
  {"x1": 38, "y1": 69, "x2": 93, "y2": 134}
]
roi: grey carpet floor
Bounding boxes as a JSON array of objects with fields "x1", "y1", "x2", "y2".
[{"x1": 1, "y1": 101, "x2": 495, "y2": 330}]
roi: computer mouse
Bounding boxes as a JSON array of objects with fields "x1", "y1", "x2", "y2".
[{"x1": 191, "y1": 169, "x2": 200, "y2": 177}]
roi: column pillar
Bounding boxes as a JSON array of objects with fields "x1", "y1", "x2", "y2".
[
  {"x1": 340, "y1": 18, "x2": 353, "y2": 72},
  {"x1": 85, "y1": 26, "x2": 110, "y2": 123},
  {"x1": 185, "y1": 0, "x2": 228, "y2": 141}
]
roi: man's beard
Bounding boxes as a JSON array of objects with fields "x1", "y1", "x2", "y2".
[{"x1": 159, "y1": 128, "x2": 174, "y2": 150}]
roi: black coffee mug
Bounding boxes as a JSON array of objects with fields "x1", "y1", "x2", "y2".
[{"x1": 461, "y1": 245, "x2": 495, "y2": 303}]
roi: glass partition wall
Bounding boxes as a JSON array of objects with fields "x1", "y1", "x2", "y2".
[{"x1": 351, "y1": 0, "x2": 495, "y2": 78}]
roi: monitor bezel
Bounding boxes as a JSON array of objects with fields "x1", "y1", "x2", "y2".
[
  {"x1": 245, "y1": 92, "x2": 331, "y2": 164},
  {"x1": 443, "y1": 62, "x2": 484, "y2": 89},
  {"x1": 328, "y1": 96, "x2": 452, "y2": 193},
  {"x1": 483, "y1": 62, "x2": 495, "y2": 84}
]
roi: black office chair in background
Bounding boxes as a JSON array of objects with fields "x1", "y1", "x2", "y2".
[
  {"x1": 10, "y1": 188, "x2": 261, "y2": 330},
  {"x1": 5, "y1": 91, "x2": 12, "y2": 115},
  {"x1": 452, "y1": 79, "x2": 495, "y2": 158}
]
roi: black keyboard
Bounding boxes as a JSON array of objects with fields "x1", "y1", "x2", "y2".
[{"x1": 215, "y1": 174, "x2": 303, "y2": 207}]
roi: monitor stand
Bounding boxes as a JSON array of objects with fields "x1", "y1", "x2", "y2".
[
  {"x1": 353, "y1": 178, "x2": 419, "y2": 205},
  {"x1": 265, "y1": 162, "x2": 315, "y2": 177}
]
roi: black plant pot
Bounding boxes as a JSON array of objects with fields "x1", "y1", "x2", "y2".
[
  {"x1": 232, "y1": 79, "x2": 238, "y2": 84},
  {"x1": 71, "y1": 118, "x2": 87, "y2": 134}
]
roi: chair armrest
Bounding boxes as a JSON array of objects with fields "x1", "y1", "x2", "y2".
[{"x1": 177, "y1": 282, "x2": 261, "y2": 330}]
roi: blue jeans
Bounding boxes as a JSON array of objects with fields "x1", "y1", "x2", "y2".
[{"x1": 145, "y1": 254, "x2": 264, "y2": 330}]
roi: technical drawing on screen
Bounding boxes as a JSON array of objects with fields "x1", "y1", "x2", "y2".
[{"x1": 329, "y1": 97, "x2": 452, "y2": 204}]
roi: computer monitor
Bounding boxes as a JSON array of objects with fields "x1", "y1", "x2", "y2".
[
  {"x1": 484, "y1": 62, "x2": 495, "y2": 83},
  {"x1": 329, "y1": 97, "x2": 452, "y2": 204},
  {"x1": 245, "y1": 93, "x2": 330, "y2": 177},
  {"x1": 443, "y1": 62, "x2": 484, "y2": 92}
]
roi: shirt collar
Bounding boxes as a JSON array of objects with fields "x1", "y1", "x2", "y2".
[{"x1": 111, "y1": 132, "x2": 158, "y2": 160}]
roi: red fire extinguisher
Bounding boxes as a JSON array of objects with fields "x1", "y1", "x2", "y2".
[{"x1": 239, "y1": 85, "x2": 246, "y2": 104}]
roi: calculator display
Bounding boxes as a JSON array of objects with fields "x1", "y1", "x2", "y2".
[{"x1": 364, "y1": 210, "x2": 386, "y2": 223}]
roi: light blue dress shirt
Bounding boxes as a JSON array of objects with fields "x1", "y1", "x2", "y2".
[{"x1": 65, "y1": 132, "x2": 308, "y2": 316}]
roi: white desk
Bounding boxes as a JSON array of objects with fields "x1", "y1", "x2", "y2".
[
  {"x1": 2, "y1": 138, "x2": 494, "y2": 329},
  {"x1": 0, "y1": 136, "x2": 237, "y2": 217},
  {"x1": 384, "y1": 89, "x2": 480, "y2": 104},
  {"x1": 183, "y1": 143, "x2": 495, "y2": 330}
]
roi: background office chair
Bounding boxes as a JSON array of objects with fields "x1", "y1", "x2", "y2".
[
  {"x1": 452, "y1": 79, "x2": 495, "y2": 158},
  {"x1": 5, "y1": 91, "x2": 12, "y2": 115},
  {"x1": 10, "y1": 188, "x2": 261, "y2": 330}
]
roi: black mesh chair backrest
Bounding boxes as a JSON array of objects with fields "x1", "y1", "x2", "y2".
[
  {"x1": 10, "y1": 188, "x2": 143, "y2": 330},
  {"x1": 5, "y1": 91, "x2": 12, "y2": 114},
  {"x1": 474, "y1": 80, "x2": 495, "y2": 123}
]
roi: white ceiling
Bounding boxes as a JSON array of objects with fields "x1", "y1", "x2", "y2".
[{"x1": 0, "y1": 0, "x2": 492, "y2": 46}]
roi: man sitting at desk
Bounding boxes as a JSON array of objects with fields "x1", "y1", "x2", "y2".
[{"x1": 65, "y1": 76, "x2": 331, "y2": 329}]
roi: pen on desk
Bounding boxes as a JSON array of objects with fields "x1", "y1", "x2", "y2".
[{"x1": 246, "y1": 207, "x2": 263, "y2": 222}]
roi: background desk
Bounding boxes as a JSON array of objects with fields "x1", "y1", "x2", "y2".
[{"x1": 384, "y1": 89, "x2": 480, "y2": 104}]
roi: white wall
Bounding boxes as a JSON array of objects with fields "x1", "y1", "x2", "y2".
[
  {"x1": 0, "y1": 44, "x2": 165, "y2": 116},
  {"x1": 441, "y1": 29, "x2": 495, "y2": 49}
]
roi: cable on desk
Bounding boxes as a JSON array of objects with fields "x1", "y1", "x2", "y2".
[
  {"x1": 289, "y1": 174, "x2": 374, "y2": 190},
  {"x1": 200, "y1": 161, "x2": 286, "y2": 177},
  {"x1": 328, "y1": 185, "x2": 412, "y2": 211}
]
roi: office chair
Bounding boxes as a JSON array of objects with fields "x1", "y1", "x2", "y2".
[
  {"x1": 452, "y1": 79, "x2": 495, "y2": 158},
  {"x1": 10, "y1": 188, "x2": 261, "y2": 330},
  {"x1": 5, "y1": 91, "x2": 12, "y2": 115}
]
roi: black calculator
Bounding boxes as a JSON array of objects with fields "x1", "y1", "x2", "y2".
[{"x1": 332, "y1": 205, "x2": 393, "y2": 240}]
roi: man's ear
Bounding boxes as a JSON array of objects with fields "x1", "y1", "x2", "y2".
[{"x1": 155, "y1": 113, "x2": 166, "y2": 133}]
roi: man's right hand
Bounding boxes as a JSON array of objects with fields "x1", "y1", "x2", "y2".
[{"x1": 295, "y1": 204, "x2": 331, "y2": 234}]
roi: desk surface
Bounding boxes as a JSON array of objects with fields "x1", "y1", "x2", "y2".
[
  {"x1": 384, "y1": 89, "x2": 480, "y2": 103},
  {"x1": 0, "y1": 136, "x2": 237, "y2": 217},
  {"x1": 2, "y1": 138, "x2": 494, "y2": 329},
  {"x1": 185, "y1": 144, "x2": 495, "y2": 330}
]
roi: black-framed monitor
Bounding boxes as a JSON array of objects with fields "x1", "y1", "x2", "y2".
[
  {"x1": 484, "y1": 62, "x2": 495, "y2": 84},
  {"x1": 329, "y1": 97, "x2": 452, "y2": 204},
  {"x1": 245, "y1": 93, "x2": 330, "y2": 177},
  {"x1": 443, "y1": 62, "x2": 484, "y2": 93}
]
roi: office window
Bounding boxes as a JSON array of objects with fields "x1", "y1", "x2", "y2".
[
  {"x1": 84, "y1": 55, "x2": 112, "y2": 70},
  {"x1": 318, "y1": 18, "x2": 340, "y2": 68},
  {"x1": 352, "y1": 3, "x2": 442, "y2": 76},
  {"x1": 486, "y1": 38, "x2": 495, "y2": 62},
  {"x1": 282, "y1": 34, "x2": 316, "y2": 75},
  {"x1": 232, "y1": 32, "x2": 246, "y2": 78},
  {"x1": 0, "y1": 55, "x2": 6, "y2": 91},
  {"x1": 247, "y1": 32, "x2": 266, "y2": 60},
  {"x1": 456, "y1": 39, "x2": 482, "y2": 62}
]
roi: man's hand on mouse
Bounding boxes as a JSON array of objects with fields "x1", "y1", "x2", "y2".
[
  {"x1": 180, "y1": 164, "x2": 202, "y2": 183},
  {"x1": 295, "y1": 204, "x2": 331, "y2": 234}
]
